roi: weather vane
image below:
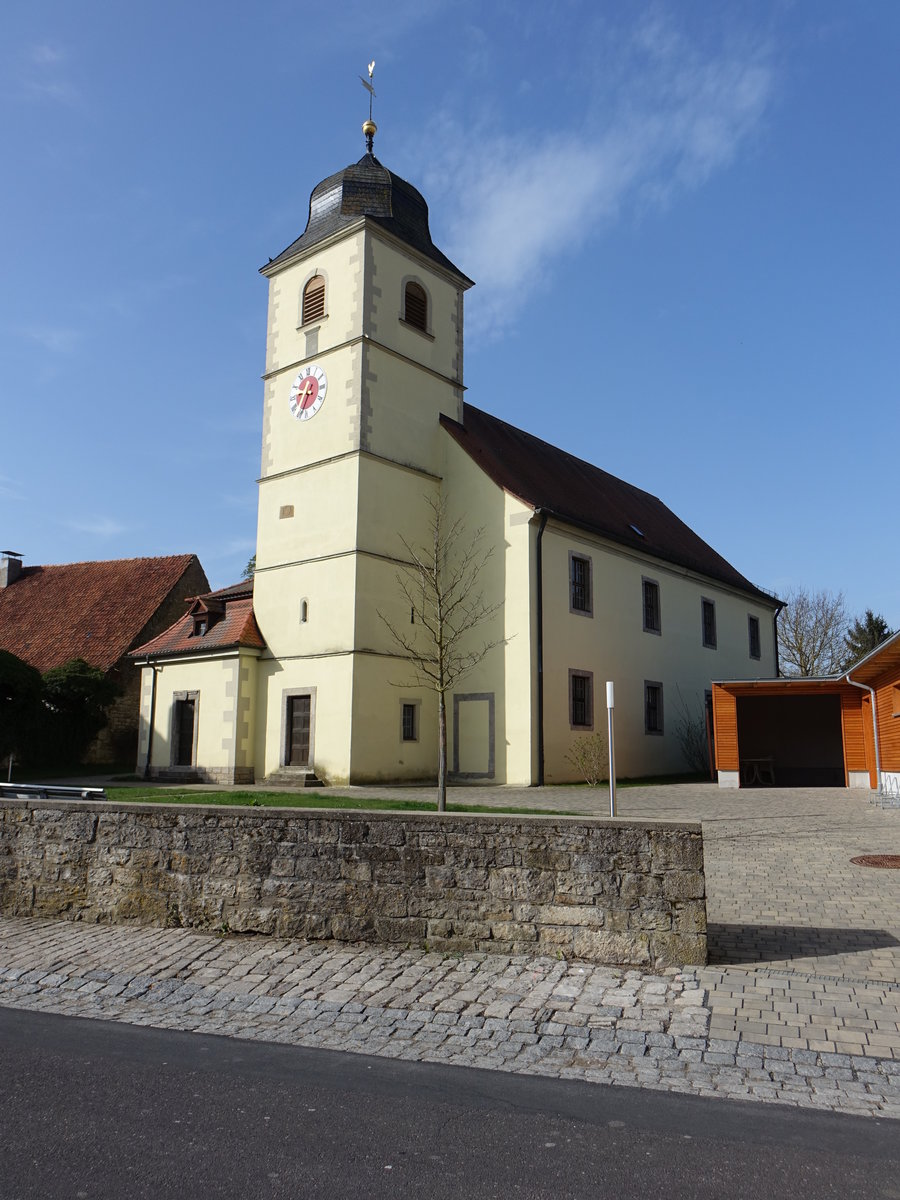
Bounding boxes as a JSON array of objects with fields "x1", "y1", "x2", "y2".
[{"x1": 360, "y1": 61, "x2": 376, "y2": 153}]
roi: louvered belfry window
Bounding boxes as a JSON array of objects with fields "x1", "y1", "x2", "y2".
[
  {"x1": 302, "y1": 275, "x2": 325, "y2": 324},
  {"x1": 404, "y1": 281, "x2": 427, "y2": 332}
]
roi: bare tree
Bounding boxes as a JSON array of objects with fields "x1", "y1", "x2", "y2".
[
  {"x1": 777, "y1": 586, "x2": 848, "y2": 677},
  {"x1": 379, "y1": 495, "x2": 505, "y2": 811}
]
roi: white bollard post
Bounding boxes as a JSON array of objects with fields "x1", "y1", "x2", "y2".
[{"x1": 606, "y1": 681, "x2": 616, "y2": 818}]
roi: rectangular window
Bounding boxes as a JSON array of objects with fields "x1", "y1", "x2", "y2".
[
  {"x1": 569, "y1": 670, "x2": 593, "y2": 729},
  {"x1": 645, "y1": 681, "x2": 664, "y2": 734},
  {"x1": 701, "y1": 598, "x2": 717, "y2": 649},
  {"x1": 569, "y1": 553, "x2": 592, "y2": 615},
  {"x1": 748, "y1": 614, "x2": 761, "y2": 660},
  {"x1": 401, "y1": 702, "x2": 418, "y2": 742},
  {"x1": 892, "y1": 685, "x2": 900, "y2": 718},
  {"x1": 642, "y1": 577, "x2": 661, "y2": 634}
]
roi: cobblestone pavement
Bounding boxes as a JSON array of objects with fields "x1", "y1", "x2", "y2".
[{"x1": 2, "y1": 783, "x2": 898, "y2": 1117}]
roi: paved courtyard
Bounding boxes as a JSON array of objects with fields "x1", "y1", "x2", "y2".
[{"x1": 1, "y1": 782, "x2": 898, "y2": 1117}]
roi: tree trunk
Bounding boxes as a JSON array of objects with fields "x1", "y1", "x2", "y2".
[{"x1": 437, "y1": 690, "x2": 447, "y2": 812}]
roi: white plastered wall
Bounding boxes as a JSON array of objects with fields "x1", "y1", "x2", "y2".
[
  {"x1": 540, "y1": 526, "x2": 779, "y2": 780},
  {"x1": 137, "y1": 654, "x2": 255, "y2": 776}
]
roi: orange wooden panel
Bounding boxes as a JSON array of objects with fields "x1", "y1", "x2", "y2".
[
  {"x1": 874, "y1": 664, "x2": 900, "y2": 771},
  {"x1": 840, "y1": 692, "x2": 867, "y2": 773},
  {"x1": 712, "y1": 685, "x2": 738, "y2": 771}
]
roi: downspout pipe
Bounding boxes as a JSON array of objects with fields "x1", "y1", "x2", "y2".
[
  {"x1": 844, "y1": 671, "x2": 882, "y2": 793},
  {"x1": 143, "y1": 660, "x2": 158, "y2": 781},
  {"x1": 535, "y1": 510, "x2": 548, "y2": 787}
]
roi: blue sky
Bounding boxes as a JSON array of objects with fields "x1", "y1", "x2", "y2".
[{"x1": 1, "y1": 1, "x2": 898, "y2": 625}]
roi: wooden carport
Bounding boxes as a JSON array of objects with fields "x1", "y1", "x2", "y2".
[{"x1": 712, "y1": 678, "x2": 871, "y2": 789}]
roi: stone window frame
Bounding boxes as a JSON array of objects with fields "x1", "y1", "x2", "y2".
[
  {"x1": 748, "y1": 613, "x2": 761, "y2": 660},
  {"x1": 569, "y1": 551, "x2": 593, "y2": 617},
  {"x1": 279, "y1": 686, "x2": 317, "y2": 769},
  {"x1": 644, "y1": 680, "x2": 664, "y2": 735},
  {"x1": 701, "y1": 597, "x2": 717, "y2": 649},
  {"x1": 451, "y1": 691, "x2": 496, "y2": 780},
  {"x1": 400, "y1": 699, "x2": 420, "y2": 742},
  {"x1": 642, "y1": 576, "x2": 661, "y2": 635},
  {"x1": 170, "y1": 690, "x2": 200, "y2": 768},
  {"x1": 569, "y1": 668, "x2": 594, "y2": 730}
]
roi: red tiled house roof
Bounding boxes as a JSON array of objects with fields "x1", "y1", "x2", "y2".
[
  {"x1": 0, "y1": 554, "x2": 207, "y2": 673},
  {"x1": 132, "y1": 581, "x2": 265, "y2": 659},
  {"x1": 442, "y1": 404, "x2": 777, "y2": 605}
]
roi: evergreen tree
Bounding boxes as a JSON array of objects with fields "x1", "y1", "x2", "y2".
[{"x1": 843, "y1": 610, "x2": 893, "y2": 669}]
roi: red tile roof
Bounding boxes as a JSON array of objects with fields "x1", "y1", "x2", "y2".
[
  {"x1": 0, "y1": 554, "x2": 203, "y2": 673},
  {"x1": 442, "y1": 404, "x2": 777, "y2": 604},
  {"x1": 132, "y1": 592, "x2": 265, "y2": 659}
]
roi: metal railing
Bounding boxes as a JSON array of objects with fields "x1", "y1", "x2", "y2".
[
  {"x1": 876, "y1": 775, "x2": 900, "y2": 808},
  {"x1": 0, "y1": 783, "x2": 108, "y2": 802}
]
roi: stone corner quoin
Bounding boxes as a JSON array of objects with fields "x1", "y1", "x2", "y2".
[{"x1": 0, "y1": 800, "x2": 707, "y2": 969}]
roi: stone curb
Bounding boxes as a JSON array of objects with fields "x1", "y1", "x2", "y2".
[{"x1": 0, "y1": 950, "x2": 897, "y2": 1118}]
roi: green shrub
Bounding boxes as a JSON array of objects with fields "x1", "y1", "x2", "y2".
[{"x1": 0, "y1": 650, "x2": 43, "y2": 762}]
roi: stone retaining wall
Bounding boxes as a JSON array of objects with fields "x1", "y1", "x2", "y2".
[{"x1": 0, "y1": 800, "x2": 707, "y2": 967}]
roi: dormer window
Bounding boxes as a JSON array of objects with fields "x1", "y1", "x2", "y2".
[
  {"x1": 404, "y1": 281, "x2": 427, "y2": 332},
  {"x1": 302, "y1": 275, "x2": 325, "y2": 324},
  {"x1": 192, "y1": 617, "x2": 208, "y2": 637}
]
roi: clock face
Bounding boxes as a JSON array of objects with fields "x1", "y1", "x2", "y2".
[{"x1": 289, "y1": 365, "x2": 327, "y2": 421}]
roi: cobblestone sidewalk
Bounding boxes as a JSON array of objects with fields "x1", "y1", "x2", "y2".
[{"x1": 2, "y1": 916, "x2": 898, "y2": 1120}]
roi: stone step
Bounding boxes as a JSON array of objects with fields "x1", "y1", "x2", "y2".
[{"x1": 264, "y1": 768, "x2": 325, "y2": 789}]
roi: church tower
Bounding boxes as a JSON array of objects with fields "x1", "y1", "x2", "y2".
[{"x1": 253, "y1": 118, "x2": 473, "y2": 783}]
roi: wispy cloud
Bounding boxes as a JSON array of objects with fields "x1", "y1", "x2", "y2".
[
  {"x1": 66, "y1": 516, "x2": 129, "y2": 537},
  {"x1": 419, "y1": 13, "x2": 774, "y2": 338},
  {"x1": 20, "y1": 42, "x2": 80, "y2": 105},
  {"x1": 20, "y1": 325, "x2": 81, "y2": 354},
  {"x1": 0, "y1": 474, "x2": 25, "y2": 501}
]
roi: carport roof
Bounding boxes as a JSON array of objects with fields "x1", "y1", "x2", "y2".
[
  {"x1": 715, "y1": 627, "x2": 900, "y2": 690},
  {"x1": 845, "y1": 628, "x2": 900, "y2": 686}
]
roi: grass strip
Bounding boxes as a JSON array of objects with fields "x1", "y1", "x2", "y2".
[{"x1": 105, "y1": 788, "x2": 580, "y2": 817}]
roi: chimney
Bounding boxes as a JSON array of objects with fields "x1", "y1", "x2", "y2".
[{"x1": 0, "y1": 552, "x2": 23, "y2": 588}]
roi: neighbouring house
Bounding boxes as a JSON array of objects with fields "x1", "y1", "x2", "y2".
[
  {"x1": 131, "y1": 124, "x2": 781, "y2": 787},
  {"x1": 0, "y1": 552, "x2": 209, "y2": 763},
  {"x1": 712, "y1": 629, "x2": 900, "y2": 790}
]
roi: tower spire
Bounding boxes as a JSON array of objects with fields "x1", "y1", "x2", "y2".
[{"x1": 360, "y1": 61, "x2": 377, "y2": 154}]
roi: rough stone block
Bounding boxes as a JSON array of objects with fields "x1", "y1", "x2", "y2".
[{"x1": 573, "y1": 930, "x2": 651, "y2": 966}]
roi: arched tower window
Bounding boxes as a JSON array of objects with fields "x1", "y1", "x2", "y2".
[
  {"x1": 300, "y1": 599, "x2": 309, "y2": 623},
  {"x1": 404, "y1": 281, "x2": 427, "y2": 332},
  {"x1": 302, "y1": 276, "x2": 325, "y2": 324}
]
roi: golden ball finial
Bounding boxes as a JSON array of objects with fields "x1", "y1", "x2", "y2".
[{"x1": 362, "y1": 119, "x2": 377, "y2": 153}]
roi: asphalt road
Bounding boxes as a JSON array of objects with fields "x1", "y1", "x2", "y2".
[{"x1": 1, "y1": 1007, "x2": 898, "y2": 1200}]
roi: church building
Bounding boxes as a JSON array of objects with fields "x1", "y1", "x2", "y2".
[{"x1": 133, "y1": 120, "x2": 780, "y2": 787}]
